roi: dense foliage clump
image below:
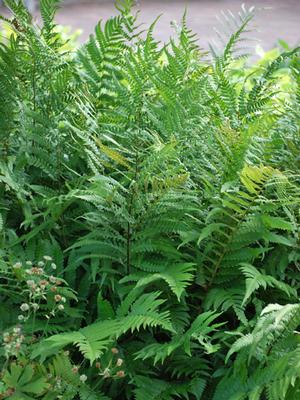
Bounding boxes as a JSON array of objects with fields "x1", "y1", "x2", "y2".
[{"x1": 0, "y1": 1, "x2": 299, "y2": 399}]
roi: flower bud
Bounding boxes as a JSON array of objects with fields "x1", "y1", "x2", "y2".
[
  {"x1": 79, "y1": 374, "x2": 87, "y2": 383},
  {"x1": 31, "y1": 267, "x2": 43, "y2": 275},
  {"x1": 40, "y1": 280, "x2": 49, "y2": 288},
  {"x1": 116, "y1": 358, "x2": 123, "y2": 367},
  {"x1": 54, "y1": 295, "x2": 62, "y2": 302},
  {"x1": 111, "y1": 347, "x2": 119, "y2": 354},
  {"x1": 20, "y1": 303, "x2": 30, "y2": 312}
]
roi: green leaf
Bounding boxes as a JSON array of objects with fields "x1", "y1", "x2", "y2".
[
  {"x1": 3, "y1": 364, "x2": 48, "y2": 397},
  {"x1": 262, "y1": 215, "x2": 294, "y2": 231}
]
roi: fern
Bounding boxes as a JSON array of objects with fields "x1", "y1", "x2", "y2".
[
  {"x1": 35, "y1": 291, "x2": 174, "y2": 364},
  {"x1": 0, "y1": 1, "x2": 299, "y2": 399},
  {"x1": 214, "y1": 304, "x2": 300, "y2": 400},
  {"x1": 240, "y1": 263, "x2": 297, "y2": 306},
  {"x1": 135, "y1": 311, "x2": 222, "y2": 364}
]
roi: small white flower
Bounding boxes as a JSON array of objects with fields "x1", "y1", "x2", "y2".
[
  {"x1": 79, "y1": 374, "x2": 87, "y2": 383},
  {"x1": 49, "y1": 275, "x2": 56, "y2": 283},
  {"x1": 18, "y1": 315, "x2": 25, "y2": 321},
  {"x1": 26, "y1": 261, "x2": 32, "y2": 266},
  {"x1": 26, "y1": 280, "x2": 35, "y2": 287},
  {"x1": 13, "y1": 327, "x2": 21, "y2": 334},
  {"x1": 13, "y1": 262, "x2": 22, "y2": 269},
  {"x1": 61, "y1": 297, "x2": 66, "y2": 303},
  {"x1": 38, "y1": 261, "x2": 45, "y2": 267},
  {"x1": 25, "y1": 269, "x2": 32, "y2": 274},
  {"x1": 51, "y1": 263, "x2": 57, "y2": 270},
  {"x1": 20, "y1": 303, "x2": 30, "y2": 312},
  {"x1": 32, "y1": 303, "x2": 39, "y2": 311},
  {"x1": 116, "y1": 358, "x2": 123, "y2": 367},
  {"x1": 43, "y1": 256, "x2": 52, "y2": 261},
  {"x1": 58, "y1": 304, "x2": 64, "y2": 311}
]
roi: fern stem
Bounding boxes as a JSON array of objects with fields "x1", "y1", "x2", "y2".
[
  {"x1": 126, "y1": 221, "x2": 131, "y2": 274},
  {"x1": 126, "y1": 147, "x2": 139, "y2": 274},
  {"x1": 31, "y1": 50, "x2": 36, "y2": 121}
]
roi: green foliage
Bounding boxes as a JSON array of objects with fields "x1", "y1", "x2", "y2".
[
  {"x1": 215, "y1": 304, "x2": 300, "y2": 400},
  {"x1": 2, "y1": 363, "x2": 48, "y2": 399},
  {"x1": 0, "y1": 1, "x2": 299, "y2": 399}
]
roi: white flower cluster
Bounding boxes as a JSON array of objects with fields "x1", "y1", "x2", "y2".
[
  {"x1": 10, "y1": 257, "x2": 68, "y2": 323},
  {"x1": 2, "y1": 327, "x2": 24, "y2": 358}
]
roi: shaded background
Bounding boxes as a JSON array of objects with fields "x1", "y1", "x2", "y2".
[{"x1": 1, "y1": 0, "x2": 300, "y2": 51}]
